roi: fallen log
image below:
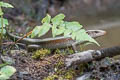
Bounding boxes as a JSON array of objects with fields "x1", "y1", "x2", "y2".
[{"x1": 65, "y1": 46, "x2": 120, "y2": 67}]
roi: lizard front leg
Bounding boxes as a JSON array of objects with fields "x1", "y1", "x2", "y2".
[
  {"x1": 71, "y1": 41, "x2": 89, "y2": 53},
  {"x1": 71, "y1": 42, "x2": 78, "y2": 53}
]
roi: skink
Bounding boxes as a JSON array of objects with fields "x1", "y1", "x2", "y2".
[{"x1": 6, "y1": 30, "x2": 106, "y2": 51}]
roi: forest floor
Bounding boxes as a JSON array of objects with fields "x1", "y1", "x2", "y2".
[
  {"x1": 0, "y1": 9, "x2": 120, "y2": 80},
  {"x1": 1, "y1": 32, "x2": 120, "y2": 80}
]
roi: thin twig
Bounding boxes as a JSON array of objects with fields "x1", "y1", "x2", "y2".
[{"x1": 7, "y1": 30, "x2": 33, "y2": 52}]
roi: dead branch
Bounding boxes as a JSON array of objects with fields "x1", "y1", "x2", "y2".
[{"x1": 65, "y1": 46, "x2": 120, "y2": 67}]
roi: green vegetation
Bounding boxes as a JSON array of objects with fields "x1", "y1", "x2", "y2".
[
  {"x1": 0, "y1": 2, "x2": 15, "y2": 80},
  {"x1": 0, "y1": 66, "x2": 16, "y2": 80},
  {"x1": 31, "y1": 13, "x2": 99, "y2": 46},
  {"x1": 54, "y1": 48, "x2": 74, "y2": 54},
  {"x1": 0, "y1": 1, "x2": 13, "y2": 36},
  {"x1": 32, "y1": 49, "x2": 51, "y2": 59},
  {"x1": 44, "y1": 68, "x2": 76, "y2": 80},
  {"x1": 0, "y1": 1, "x2": 14, "y2": 49},
  {"x1": 44, "y1": 75, "x2": 59, "y2": 80}
]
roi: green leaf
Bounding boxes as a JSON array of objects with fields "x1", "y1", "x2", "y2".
[
  {"x1": 0, "y1": 29, "x2": 6, "y2": 34},
  {"x1": 76, "y1": 29, "x2": 100, "y2": 46},
  {"x1": 0, "y1": 2, "x2": 14, "y2": 8},
  {"x1": 52, "y1": 25, "x2": 57, "y2": 37},
  {"x1": 65, "y1": 21, "x2": 83, "y2": 31},
  {"x1": 58, "y1": 21, "x2": 65, "y2": 28},
  {"x1": 51, "y1": 13, "x2": 65, "y2": 26},
  {"x1": 52, "y1": 23, "x2": 66, "y2": 37},
  {"x1": 0, "y1": 10, "x2": 3, "y2": 16},
  {"x1": 41, "y1": 14, "x2": 51, "y2": 23},
  {"x1": 31, "y1": 23, "x2": 51, "y2": 38},
  {"x1": 0, "y1": 18, "x2": 8, "y2": 28},
  {"x1": 71, "y1": 31, "x2": 77, "y2": 40},
  {"x1": 55, "y1": 27, "x2": 65, "y2": 36},
  {"x1": 0, "y1": 66, "x2": 16, "y2": 80},
  {"x1": 0, "y1": 63, "x2": 8, "y2": 68},
  {"x1": 38, "y1": 23, "x2": 51, "y2": 37},
  {"x1": 31, "y1": 26, "x2": 41, "y2": 38},
  {"x1": 64, "y1": 29, "x2": 72, "y2": 37}
]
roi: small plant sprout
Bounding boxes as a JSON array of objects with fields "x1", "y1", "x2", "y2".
[{"x1": 0, "y1": 1, "x2": 13, "y2": 50}]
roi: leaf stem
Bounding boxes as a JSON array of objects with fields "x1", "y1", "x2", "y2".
[{"x1": 0, "y1": 6, "x2": 3, "y2": 50}]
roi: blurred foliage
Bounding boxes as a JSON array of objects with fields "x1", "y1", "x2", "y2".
[{"x1": 0, "y1": 65, "x2": 16, "y2": 80}]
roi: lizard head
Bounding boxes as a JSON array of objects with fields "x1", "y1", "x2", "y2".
[{"x1": 86, "y1": 30, "x2": 106, "y2": 38}]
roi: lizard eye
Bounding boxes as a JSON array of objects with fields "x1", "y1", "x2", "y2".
[{"x1": 94, "y1": 31, "x2": 99, "y2": 33}]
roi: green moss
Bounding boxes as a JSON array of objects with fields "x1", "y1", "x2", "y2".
[
  {"x1": 77, "y1": 64, "x2": 86, "y2": 75},
  {"x1": 65, "y1": 47, "x2": 74, "y2": 54},
  {"x1": 41, "y1": 48, "x2": 87, "y2": 80},
  {"x1": 43, "y1": 75, "x2": 59, "y2": 80},
  {"x1": 44, "y1": 69, "x2": 75, "y2": 80},
  {"x1": 55, "y1": 59, "x2": 64, "y2": 69},
  {"x1": 54, "y1": 47, "x2": 74, "y2": 55},
  {"x1": 54, "y1": 68, "x2": 75, "y2": 80},
  {"x1": 64, "y1": 70, "x2": 75, "y2": 79},
  {"x1": 32, "y1": 49, "x2": 50, "y2": 59},
  {"x1": 54, "y1": 49, "x2": 65, "y2": 54}
]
